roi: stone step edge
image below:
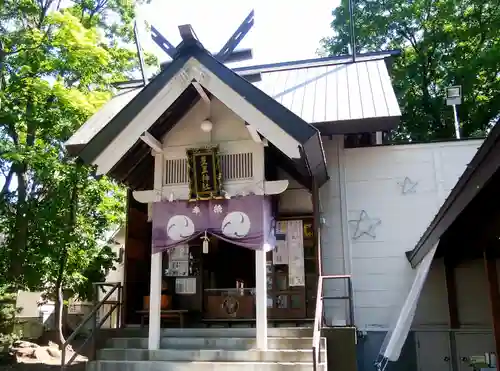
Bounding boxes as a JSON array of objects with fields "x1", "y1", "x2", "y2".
[
  {"x1": 99, "y1": 348, "x2": 326, "y2": 352},
  {"x1": 108, "y1": 337, "x2": 326, "y2": 340},
  {"x1": 92, "y1": 360, "x2": 328, "y2": 366}
]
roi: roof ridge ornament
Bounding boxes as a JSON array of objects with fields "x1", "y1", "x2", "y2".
[{"x1": 151, "y1": 10, "x2": 255, "y2": 64}]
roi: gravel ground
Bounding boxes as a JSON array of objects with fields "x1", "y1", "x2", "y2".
[{"x1": 0, "y1": 341, "x2": 87, "y2": 371}]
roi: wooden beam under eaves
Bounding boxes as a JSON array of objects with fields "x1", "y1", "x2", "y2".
[
  {"x1": 192, "y1": 82, "x2": 210, "y2": 105},
  {"x1": 245, "y1": 123, "x2": 262, "y2": 143},
  {"x1": 140, "y1": 131, "x2": 162, "y2": 153}
]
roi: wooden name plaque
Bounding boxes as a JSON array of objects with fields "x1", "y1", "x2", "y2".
[{"x1": 186, "y1": 146, "x2": 223, "y2": 201}]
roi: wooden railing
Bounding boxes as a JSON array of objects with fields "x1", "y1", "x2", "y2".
[
  {"x1": 61, "y1": 282, "x2": 123, "y2": 370},
  {"x1": 312, "y1": 275, "x2": 354, "y2": 371}
]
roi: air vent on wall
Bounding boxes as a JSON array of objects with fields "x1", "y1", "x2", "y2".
[
  {"x1": 164, "y1": 153, "x2": 254, "y2": 185},
  {"x1": 164, "y1": 159, "x2": 188, "y2": 185},
  {"x1": 220, "y1": 153, "x2": 253, "y2": 181}
]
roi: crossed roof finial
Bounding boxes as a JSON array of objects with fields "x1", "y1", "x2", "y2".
[{"x1": 151, "y1": 10, "x2": 255, "y2": 64}]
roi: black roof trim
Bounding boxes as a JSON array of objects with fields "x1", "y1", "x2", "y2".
[
  {"x1": 314, "y1": 116, "x2": 400, "y2": 135},
  {"x1": 406, "y1": 121, "x2": 500, "y2": 267},
  {"x1": 192, "y1": 47, "x2": 319, "y2": 145},
  {"x1": 233, "y1": 50, "x2": 401, "y2": 75},
  {"x1": 110, "y1": 86, "x2": 200, "y2": 190},
  {"x1": 72, "y1": 40, "x2": 328, "y2": 187},
  {"x1": 66, "y1": 143, "x2": 85, "y2": 157},
  {"x1": 78, "y1": 52, "x2": 191, "y2": 164},
  {"x1": 191, "y1": 46, "x2": 328, "y2": 185},
  {"x1": 193, "y1": 49, "x2": 328, "y2": 186}
]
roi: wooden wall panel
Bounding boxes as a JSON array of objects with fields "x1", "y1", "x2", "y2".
[{"x1": 124, "y1": 194, "x2": 151, "y2": 325}]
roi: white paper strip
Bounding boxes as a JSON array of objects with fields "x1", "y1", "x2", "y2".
[
  {"x1": 175, "y1": 277, "x2": 196, "y2": 294},
  {"x1": 287, "y1": 220, "x2": 305, "y2": 286},
  {"x1": 273, "y1": 221, "x2": 289, "y2": 265},
  {"x1": 273, "y1": 240, "x2": 288, "y2": 265},
  {"x1": 169, "y1": 245, "x2": 189, "y2": 261},
  {"x1": 276, "y1": 221, "x2": 287, "y2": 235},
  {"x1": 166, "y1": 260, "x2": 189, "y2": 276}
]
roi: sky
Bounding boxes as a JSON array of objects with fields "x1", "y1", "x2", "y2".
[{"x1": 138, "y1": 0, "x2": 340, "y2": 70}]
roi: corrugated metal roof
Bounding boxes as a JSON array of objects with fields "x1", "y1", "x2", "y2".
[
  {"x1": 65, "y1": 87, "x2": 143, "y2": 151},
  {"x1": 253, "y1": 58, "x2": 401, "y2": 125},
  {"x1": 66, "y1": 53, "x2": 401, "y2": 157}
]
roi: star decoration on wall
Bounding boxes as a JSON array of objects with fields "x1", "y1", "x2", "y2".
[
  {"x1": 192, "y1": 206, "x2": 201, "y2": 215},
  {"x1": 398, "y1": 177, "x2": 418, "y2": 195},
  {"x1": 348, "y1": 210, "x2": 381, "y2": 240}
]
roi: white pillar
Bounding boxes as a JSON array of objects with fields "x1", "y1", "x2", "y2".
[
  {"x1": 148, "y1": 151, "x2": 164, "y2": 350},
  {"x1": 255, "y1": 248, "x2": 268, "y2": 350},
  {"x1": 148, "y1": 251, "x2": 162, "y2": 349}
]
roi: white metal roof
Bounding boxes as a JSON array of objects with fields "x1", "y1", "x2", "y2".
[{"x1": 253, "y1": 58, "x2": 401, "y2": 124}]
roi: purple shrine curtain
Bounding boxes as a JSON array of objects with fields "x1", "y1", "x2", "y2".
[{"x1": 151, "y1": 194, "x2": 275, "y2": 253}]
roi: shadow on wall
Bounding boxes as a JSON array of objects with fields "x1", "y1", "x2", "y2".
[{"x1": 356, "y1": 331, "x2": 417, "y2": 371}]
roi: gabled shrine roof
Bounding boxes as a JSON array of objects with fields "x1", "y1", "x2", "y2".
[
  {"x1": 79, "y1": 51, "x2": 401, "y2": 145},
  {"x1": 65, "y1": 39, "x2": 328, "y2": 190}
]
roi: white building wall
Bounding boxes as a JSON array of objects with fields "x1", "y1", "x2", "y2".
[
  {"x1": 319, "y1": 137, "x2": 352, "y2": 325},
  {"x1": 320, "y1": 139, "x2": 483, "y2": 330}
]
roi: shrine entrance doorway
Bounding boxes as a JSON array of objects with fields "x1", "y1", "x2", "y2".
[
  {"x1": 202, "y1": 239, "x2": 256, "y2": 320},
  {"x1": 159, "y1": 216, "x2": 318, "y2": 326}
]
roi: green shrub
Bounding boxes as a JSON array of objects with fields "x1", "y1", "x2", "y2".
[{"x1": 0, "y1": 287, "x2": 20, "y2": 364}]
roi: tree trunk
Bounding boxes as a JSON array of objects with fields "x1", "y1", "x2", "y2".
[
  {"x1": 55, "y1": 170, "x2": 80, "y2": 348},
  {"x1": 8, "y1": 98, "x2": 36, "y2": 282},
  {"x1": 8, "y1": 164, "x2": 28, "y2": 281},
  {"x1": 0, "y1": 165, "x2": 14, "y2": 204},
  {"x1": 54, "y1": 249, "x2": 68, "y2": 347}
]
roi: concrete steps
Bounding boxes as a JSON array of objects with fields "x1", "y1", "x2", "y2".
[
  {"x1": 102, "y1": 327, "x2": 315, "y2": 338},
  {"x1": 98, "y1": 348, "x2": 327, "y2": 362},
  {"x1": 87, "y1": 327, "x2": 327, "y2": 371},
  {"x1": 87, "y1": 360, "x2": 324, "y2": 371},
  {"x1": 105, "y1": 336, "x2": 326, "y2": 350}
]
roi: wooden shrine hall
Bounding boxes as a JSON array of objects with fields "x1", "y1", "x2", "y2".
[
  {"x1": 65, "y1": 12, "x2": 397, "y2": 352},
  {"x1": 65, "y1": 18, "x2": 330, "y2": 351}
]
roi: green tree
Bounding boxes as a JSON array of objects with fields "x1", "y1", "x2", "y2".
[
  {"x1": 0, "y1": 287, "x2": 19, "y2": 363},
  {"x1": 320, "y1": 0, "x2": 500, "y2": 141},
  {"x1": 0, "y1": 0, "x2": 154, "y2": 345}
]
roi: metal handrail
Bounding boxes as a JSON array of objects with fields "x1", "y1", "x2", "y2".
[
  {"x1": 61, "y1": 282, "x2": 123, "y2": 370},
  {"x1": 312, "y1": 274, "x2": 354, "y2": 371},
  {"x1": 312, "y1": 276, "x2": 324, "y2": 371}
]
